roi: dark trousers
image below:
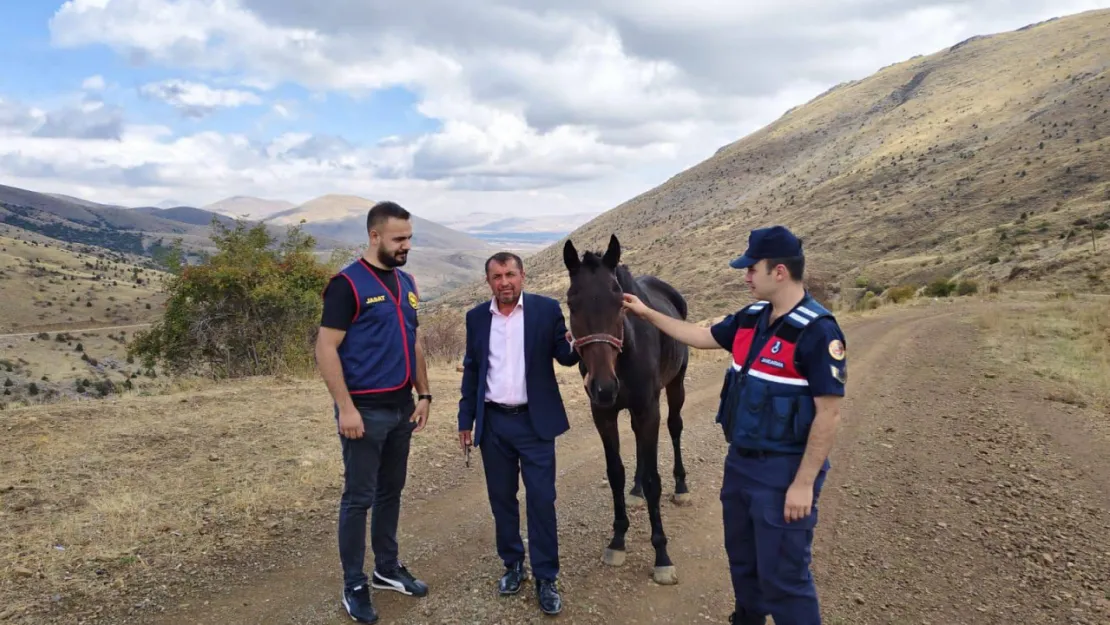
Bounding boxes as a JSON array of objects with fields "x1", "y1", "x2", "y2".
[
  {"x1": 336, "y1": 400, "x2": 416, "y2": 591},
  {"x1": 480, "y1": 405, "x2": 559, "y2": 581},
  {"x1": 720, "y1": 447, "x2": 829, "y2": 625}
]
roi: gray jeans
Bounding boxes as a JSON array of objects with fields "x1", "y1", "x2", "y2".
[{"x1": 335, "y1": 398, "x2": 416, "y2": 591}]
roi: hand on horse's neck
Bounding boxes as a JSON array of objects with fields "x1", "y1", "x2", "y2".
[{"x1": 767, "y1": 284, "x2": 807, "y2": 323}]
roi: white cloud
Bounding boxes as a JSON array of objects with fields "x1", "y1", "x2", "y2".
[
  {"x1": 82, "y1": 75, "x2": 106, "y2": 91},
  {"x1": 3, "y1": 0, "x2": 1103, "y2": 218},
  {"x1": 138, "y1": 79, "x2": 262, "y2": 117}
]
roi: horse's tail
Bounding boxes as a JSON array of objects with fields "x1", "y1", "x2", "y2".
[{"x1": 640, "y1": 276, "x2": 688, "y2": 320}]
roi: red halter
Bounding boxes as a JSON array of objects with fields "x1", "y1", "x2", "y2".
[{"x1": 568, "y1": 311, "x2": 626, "y2": 353}]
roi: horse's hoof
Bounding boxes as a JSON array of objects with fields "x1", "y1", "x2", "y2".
[
  {"x1": 652, "y1": 565, "x2": 678, "y2": 585},
  {"x1": 671, "y1": 492, "x2": 692, "y2": 506},
  {"x1": 627, "y1": 494, "x2": 646, "y2": 509},
  {"x1": 602, "y1": 548, "x2": 626, "y2": 567}
]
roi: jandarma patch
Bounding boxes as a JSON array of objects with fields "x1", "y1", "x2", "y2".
[
  {"x1": 408, "y1": 291, "x2": 419, "y2": 309},
  {"x1": 828, "y1": 339, "x2": 845, "y2": 360}
]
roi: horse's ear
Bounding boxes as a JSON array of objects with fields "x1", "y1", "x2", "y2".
[
  {"x1": 602, "y1": 234, "x2": 620, "y2": 269},
  {"x1": 563, "y1": 239, "x2": 580, "y2": 274}
]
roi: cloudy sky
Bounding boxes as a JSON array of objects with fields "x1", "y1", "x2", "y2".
[{"x1": 1, "y1": 1, "x2": 1107, "y2": 220}]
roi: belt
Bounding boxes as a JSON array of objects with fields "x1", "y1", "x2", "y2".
[
  {"x1": 733, "y1": 447, "x2": 800, "y2": 459},
  {"x1": 485, "y1": 401, "x2": 528, "y2": 414}
]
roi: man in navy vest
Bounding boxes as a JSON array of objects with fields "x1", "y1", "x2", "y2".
[
  {"x1": 622, "y1": 225, "x2": 847, "y2": 625},
  {"x1": 316, "y1": 201, "x2": 432, "y2": 624},
  {"x1": 457, "y1": 251, "x2": 579, "y2": 616}
]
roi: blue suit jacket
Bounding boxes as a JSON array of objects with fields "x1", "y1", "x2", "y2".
[{"x1": 457, "y1": 292, "x2": 580, "y2": 447}]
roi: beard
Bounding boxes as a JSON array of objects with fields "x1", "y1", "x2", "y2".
[
  {"x1": 496, "y1": 288, "x2": 518, "y2": 304},
  {"x1": 377, "y1": 247, "x2": 408, "y2": 268}
]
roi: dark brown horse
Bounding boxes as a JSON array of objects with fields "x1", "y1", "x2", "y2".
[{"x1": 562, "y1": 234, "x2": 690, "y2": 585}]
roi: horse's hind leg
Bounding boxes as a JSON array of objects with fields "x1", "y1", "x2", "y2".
[
  {"x1": 593, "y1": 412, "x2": 629, "y2": 567},
  {"x1": 666, "y1": 361, "x2": 690, "y2": 505},
  {"x1": 634, "y1": 401, "x2": 677, "y2": 585}
]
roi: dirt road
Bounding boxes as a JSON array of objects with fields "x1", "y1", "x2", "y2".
[{"x1": 113, "y1": 302, "x2": 1110, "y2": 624}]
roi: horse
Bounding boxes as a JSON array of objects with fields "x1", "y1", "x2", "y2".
[{"x1": 562, "y1": 233, "x2": 691, "y2": 586}]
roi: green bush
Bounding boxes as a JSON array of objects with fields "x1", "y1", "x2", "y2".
[
  {"x1": 128, "y1": 218, "x2": 332, "y2": 379},
  {"x1": 956, "y1": 280, "x2": 979, "y2": 296},
  {"x1": 924, "y1": 278, "x2": 955, "y2": 297}
]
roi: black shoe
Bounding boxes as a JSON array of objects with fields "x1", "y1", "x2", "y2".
[
  {"x1": 536, "y1": 578, "x2": 563, "y2": 615},
  {"x1": 499, "y1": 561, "x2": 528, "y2": 595},
  {"x1": 342, "y1": 584, "x2": 378, "y2": 624},
  {"x1": 372, "y1": 564, "x2": 429, "y2": 597}
]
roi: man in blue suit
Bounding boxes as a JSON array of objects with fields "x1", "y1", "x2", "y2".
[{"x1": 458, "y1": 251, "x2": 580, "y2": 616}]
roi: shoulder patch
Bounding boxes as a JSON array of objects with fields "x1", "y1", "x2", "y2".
[
  {"x1": 830, "y1": 364, "x2": 847, "y2": 384},
  {"x1": 828, "y1": 339, "x2": 845, "y2": 361},
  {"x1": 408, "y1": 291, "x2": 419, "y2": 310}
]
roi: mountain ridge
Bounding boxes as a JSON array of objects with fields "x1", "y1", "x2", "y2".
[{"x1": 430, "y1": 8, "x2": 1110, "y2": 319}]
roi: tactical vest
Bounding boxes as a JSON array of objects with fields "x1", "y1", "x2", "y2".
[
  {"x1": 714, "y1": 295, "x2": 833, "y2": 453},
  {"x1": 332, "y1": 259, "x2": 419, "y2": 394}
]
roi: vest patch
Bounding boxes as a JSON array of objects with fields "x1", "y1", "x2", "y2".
[
  {"x1": 760, "y1": 357, "x2": 785, "y2": 369},
  {"x1": 366, "y1": 294, "x2": 386, "y2": 305},
  {"x1": 408, "y1": 291, "x2": 419, "y2": 309}
]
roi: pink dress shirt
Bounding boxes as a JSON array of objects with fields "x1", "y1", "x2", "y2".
[{"x1": 485, "y1": 293, "x2": 527, "y2": 405}]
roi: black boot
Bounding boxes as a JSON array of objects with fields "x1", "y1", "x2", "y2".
[
  {"x1": 536, "y1": 578, "x2": 563, "y2": 615},
  {"x1": 499, "y1": 560, "x2": 527, "y2": 595}
]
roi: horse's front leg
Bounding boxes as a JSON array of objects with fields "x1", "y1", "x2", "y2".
[
  {"x1": 593, "y1": 411, "x2": 629, "y2": 566},
  {"x1": 634, "y1": 400, "x2": 677, "y2": 585},
  {"x1": 628, "y1": 417, "x2": 645, "y2": 508}
]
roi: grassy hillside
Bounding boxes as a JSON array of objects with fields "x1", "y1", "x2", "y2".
[
  {"x1": 432, "y1": 9, "x2": 1110, "y2": 321},
  {"x1": 0, "y1": 230, "x2": 167, "y2": 334}
]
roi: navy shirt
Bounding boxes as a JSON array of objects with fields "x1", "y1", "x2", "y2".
[{"x1": 710, "y1": 302, "x2": 847, "y2": 397}]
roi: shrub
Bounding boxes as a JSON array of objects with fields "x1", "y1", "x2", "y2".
[
  {"x1": 924, "y1": 278, "x2": 955, "y2": 297},
  {"x1": 418, "y1": 310, "x2": 467, "y2": 364},
  {"x1": 886, "y1": 285, "x2": 917, "y2": 303},
  {"x1": 128, "y1": 218, "x2": 331, "y2": 379},
  {"x1": 956, "y1": 280, "x2": 979, "y2": 296}
]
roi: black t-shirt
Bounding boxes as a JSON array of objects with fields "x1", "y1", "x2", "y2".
[{"x1": 320, "y1": 261, "x2": 419, "y2": 408}]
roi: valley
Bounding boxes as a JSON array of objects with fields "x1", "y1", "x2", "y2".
[{"x1": 2, "y1": 7, "x2": 1110, "y2": 625}]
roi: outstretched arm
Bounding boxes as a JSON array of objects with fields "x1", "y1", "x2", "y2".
[{"x1": 622, "y1": 293, "x2": 720, "y2": 350}]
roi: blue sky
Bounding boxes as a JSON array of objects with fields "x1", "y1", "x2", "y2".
[{"x1": 1, "y1": 1, "x2": 1107, "y2": 221}]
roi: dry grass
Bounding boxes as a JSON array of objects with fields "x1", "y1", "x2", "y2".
[
  {"x1": 1, "y1": 363, "x2": 537, "y2": 616},
  {"x1": 977, "y1": 295, "x2": 1110, "y2": 410},
  {"x1": 0, "y1": 233, "x2": 167, "y2": 334}
]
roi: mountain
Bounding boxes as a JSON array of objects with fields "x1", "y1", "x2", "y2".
[
  {"x1": 266, "y1": 194, "x2": 493, "y2": 251},
  {"x1": 432, "y1": 9, "x2": 1110, "y2": 320},
  {"x1": 440, "y1": 211, "x2": 600, "y2": 250},
  {"x1": 203, "y1": 196, "x2": 297, "y2": 220},
  {"x1": 0, "y1": 184, "x2": 495, "y2": 299}
]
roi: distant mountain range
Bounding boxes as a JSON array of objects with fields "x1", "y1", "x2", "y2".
[{"x1": 0, "y1": 182, "x2": 595, "y2": 298}]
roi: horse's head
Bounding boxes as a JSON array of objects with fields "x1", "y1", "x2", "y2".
[{"x1": 563, "y1": 234, "x2": 626, "y2": 408}]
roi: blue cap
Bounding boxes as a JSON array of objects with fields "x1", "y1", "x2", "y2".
[{"x1": 729, "y1": 226, "x2": 803, "y2": 269}]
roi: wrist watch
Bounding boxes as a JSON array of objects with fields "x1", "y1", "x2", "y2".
[{"x1": 418, "y1": 394, "x2": 433, "y2": 403}]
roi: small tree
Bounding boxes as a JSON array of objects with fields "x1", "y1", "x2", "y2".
[{"x1": 128, "y1": 218, "x2": 332, "y2": 379}]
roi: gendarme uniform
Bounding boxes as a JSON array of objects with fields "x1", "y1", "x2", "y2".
[{"x1": 709, "y1": 226, "x2": 847, "y2": 625}]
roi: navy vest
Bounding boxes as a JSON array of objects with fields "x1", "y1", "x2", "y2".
[
  {"x1": 332, "y1": 259, "x2": 419, "y2": 395},
  {"x1": 714, "y1": 294, "x2": 833, "y2": 453}
]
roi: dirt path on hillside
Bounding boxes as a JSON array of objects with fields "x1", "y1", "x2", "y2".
[
  {"x1": 0, "y1": 322, "x2": 151, "y2": 340},
  {"x1": 125, "y1": 303, "x2": 1110, "y2": 625}
]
